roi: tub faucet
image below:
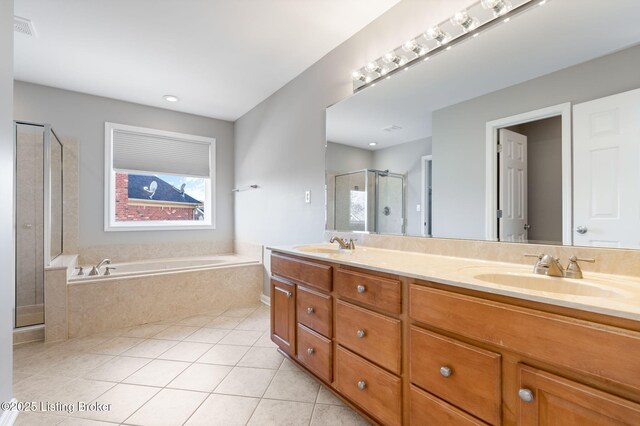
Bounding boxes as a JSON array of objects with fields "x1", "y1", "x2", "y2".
[
  {"x1": 89, "y1": 258, "x2": 112, "y2": 276},
  {"x1": 329, "y1": 236, "x2": 356, "y2": 250}
]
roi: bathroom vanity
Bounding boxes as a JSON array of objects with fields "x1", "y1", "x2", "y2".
[{"x1": 269, "y1": 245, "x2": 640, "y2": 425}]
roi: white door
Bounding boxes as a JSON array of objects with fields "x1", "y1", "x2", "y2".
[
  {"x1": 573, "y1": 88, "x2": 640, "y2": 249},
  {"x1": 499, "y1": 129, "x2": 528, "y2": 242}
]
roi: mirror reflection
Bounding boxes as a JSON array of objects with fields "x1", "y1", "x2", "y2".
[{"x1": 326, "y1": 0, "x2": 640, "y2": 249}]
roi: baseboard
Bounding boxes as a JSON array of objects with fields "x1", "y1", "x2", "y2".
[
  {"x1": 260, "y1": 294, "x2": 270, "y2": 306},
  {"x1": 0, "y1": 399, "x2": 19, "y2": 426}
]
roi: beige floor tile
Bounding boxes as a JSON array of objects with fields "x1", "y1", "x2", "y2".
[
  {"x1": 157, "y1": 342, "x2": 213, "y2": 362},
  {"x1": 310, "y1": 404, "x2": 370, "y2": 426},
  {"x1": 167, "y1": 363, "x2": 232, "y2": 392},
  {"x1": 86, "y1": 337, "x2": 145, "y2": 356},
  {"x1": 123, "y1": 359, "x2": 190, "y2": 387},
  {"x1": 121, "y1": 339, "x2": 177, "y2": 359},
  {"x1": 316, "y1": 385, "x2": 345, "y2": 406},
  {"x1": 63, "y1": 335, "x2": 113, "y2": 352},
  {"x1": 13, "y1": 371, "x2": 33, "y2": 385},
  {"x1": 183, "y1": 328, "x2": 230, "y2": 344},
  {"x1": 235, "y1": 316, "x2": 270, "y2": 332},
  {"x1": 279, "y1": 358, "x2": 302, "y2": 371},
  {"x1": 44, "y1": 353, "x2": 114, "y2": 378},
  {"x1": 253, "y1": 332, "x2": 278, "y2": 349},
  {"x1": 247, "y1": 399, "x2": 314, "y2": 426},
  {"x1": 83, "y1": 356, "x2": 150, "y2": 382},
  {"x1": 214, "y1": 367, "x2": 276, "y2": 397},
  {"x1": 120, "y1": 324, "x2": 169, "y2": 339},
  {"x1": 223, "y1": 306, "x2": 258, "y2": 318},
  {"x1": 58, "y1": 418, "x2": 117, "y2": 425},
  {"x1": 203, "y1": 316, "x2": 241, "y2": 329},
  {"x1": 124, "y1": 388, "x2": 207, "y2": 426},
  {"x1": 152, "y1": 326, "x2": 199, "y2": 341},
  {"x1": 218, "y1": 330, "x2": 263, "y2": 346},
  {"x1": 185, "y1": 394, "x2": 259, "y2": 426},
  {"x1": 198, "y1": 345, "x2": 250, "y2": 366},
  {"x1": 263, "y1": 370, "x2": 320, "y2": 403},
  {"x1": 14, "y1": 412, "x2": 65, "y2": 425},
  {"x1": 237, "y1": 347, "x2": 284, "y2": 370},
  {"x1": 80, "y1": 383, "x2": 159, "y2": 423},
  {"x1": 14, "y1": 374, "x2": 75, "y2": 401},
  {"x1": 47, "y1": 378, "x2": 115, "y2": 405},
  {"x1": 175, "y1": 315, "x2": 216, "y2": 327}
]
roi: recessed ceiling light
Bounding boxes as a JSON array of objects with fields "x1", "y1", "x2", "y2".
[
  {"x1": 163, "y1": 95, "x2": 179, "y2": 102},
  {"x1": 369, "y1": 142, "x2": 378, "y2": 146}
]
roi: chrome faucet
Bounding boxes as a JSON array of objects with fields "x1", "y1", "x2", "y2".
[
  {"x1": 329, "y1": 236, "x2": 356, "y2": 250},
  {"x1": 564, "y1": 256, "x2": 595, "y2": 279},
  {"x1": 525, "y1": 254, "x2": 565, "y2": 277},
  {"x1": 89, "y1": 258, "x2": 112, "y2": 276}
]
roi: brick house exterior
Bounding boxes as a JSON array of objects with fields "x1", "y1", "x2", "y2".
[{"x1": 115, "y1": 173, "x2": 203, "y2": 221}]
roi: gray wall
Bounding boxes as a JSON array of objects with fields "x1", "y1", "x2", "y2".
[
  {"x1": 326, "y1": 142, "x2": 373, "y2": 174},
  {"x1": 0, "y1": 0, "x2": 14, "y2": 410},
  {"x1": 373, "y1": 137, "x2": 431, "y2": 236},
  {"x1": 13, "y1": 82, "x2": 235, "y2": 249},
  {"x1": 508, "y1": 117, "x2": 562, "y2": 244},
  {"x1": 432, "y1": 45, "x2": 640, "y2": 241},
  {"x1": 233, "y1": 0, "x2": 470, "y2": 295}
]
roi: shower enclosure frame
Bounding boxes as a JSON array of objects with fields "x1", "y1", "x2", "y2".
[
  {"x1": 13, "y1": 121, "x2": 64, "y2": 329},
  {"x1": 333, "y1": 168, "x2": 406, "y2": 234}
]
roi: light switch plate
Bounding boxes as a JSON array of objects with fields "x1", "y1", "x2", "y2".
[
  {"x1": 416, "y1": 204, "x2": 421, "y2": 212},
  {"x1": 305, "y1": 190, "x2": 311, "y2": 203}
]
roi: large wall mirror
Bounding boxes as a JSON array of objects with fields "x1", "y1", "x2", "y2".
[{"x1": 326, "y1": 0, "x2": 640, "y2": 249}]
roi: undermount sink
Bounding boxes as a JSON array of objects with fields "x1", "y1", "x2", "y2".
[
  {"x1": 293, "y1": 244, "x2": 350, "y2": 254},
  {"x1": 473, "y1": 272, "x2": 625, "y2": 298}
]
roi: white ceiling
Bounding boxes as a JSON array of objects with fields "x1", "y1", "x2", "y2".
[
  {"x1": 327, "y1": 0, "x2": 640, "y2": 150},
  {"x1": 13, "y1": 0, "x2": 401, "y2": 121}
]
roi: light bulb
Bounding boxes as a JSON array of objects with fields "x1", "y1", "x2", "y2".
[
  {"x1": 365, "y1": 61, "x2": 382, "y2": 74},
  {"x1": 424, "y1": 26, "x2": 452, "y2": 46},
  {"x1": 351, "y1": 70, "x2": 366, "y2": 82},
  {"x1": 402, "y1": 39, "x2": 427, "y2": 56},
  {"x1": 481, "y1": 0, "x2": 512, "y2": 17},
  {"x1": 365, "y1": 75, "x2": 373, "y2": 83},
  {"x1": 383, "y1": 51, "x2": 401, "y2": 64},
  {"x1": 450, "y1": 10, "x2": 479, "y2": 32}
]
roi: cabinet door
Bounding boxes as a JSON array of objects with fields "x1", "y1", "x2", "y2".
[
  {"x1": 517, "y1": 365, "x2": 640, "y2": 425},
  {"x1": 271, "y1": 277, "x2": 296, "y2": 356}
]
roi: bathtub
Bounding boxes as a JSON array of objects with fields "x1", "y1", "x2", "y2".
[
  {"x1": 69, "y1": 254, "x2": 258, "y2": 281},
  {"x1": 64, "y1": 254, "x2": 263, "y2": 338}
]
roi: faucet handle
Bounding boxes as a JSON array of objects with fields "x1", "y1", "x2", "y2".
[
  {"x1": 104, "y1": 266, "x2": 117, "y2": 276},
  {"x1": 569, "y1": 255, "x2": 595, "y2": 263},
  {"x1": 74, "y1": 266, "x2": 84, "y2": 276},
  {"x1": 524, "y1": 253, "x2": 543, "y2": 259},
  {"x1": 565, "y1": 256, "x2": 595, "y2": 279}
]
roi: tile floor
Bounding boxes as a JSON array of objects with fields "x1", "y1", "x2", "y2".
[{"x1": 12, "y1": 304, "x2": 370, "y2": 426}]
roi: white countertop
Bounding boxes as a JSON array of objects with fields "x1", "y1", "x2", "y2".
[{"x1": 268, "y1": 244, "x2": 640, "y2": 321}]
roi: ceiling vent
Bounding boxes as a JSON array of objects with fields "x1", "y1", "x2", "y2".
[
  {"x1": 381, "y1": 124, "x2": 402, "y2": 132},
  {"x1": 14, "y1": 16, "x2": 37, "y2": 37}
]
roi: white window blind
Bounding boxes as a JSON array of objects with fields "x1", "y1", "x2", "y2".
[{"x1": 111, "y1": 126, "x2": 211, "y2": 177}]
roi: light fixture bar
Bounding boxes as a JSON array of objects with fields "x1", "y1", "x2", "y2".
[{"x1": 352, "y1": 0, "x2": 545, "y2": 92}]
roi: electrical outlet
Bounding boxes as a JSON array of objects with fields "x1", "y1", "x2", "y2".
[{"x1": 305, "y1": 190, "x2": 311, "y2": 203}]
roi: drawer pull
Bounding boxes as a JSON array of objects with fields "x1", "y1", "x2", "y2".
[
  {"x1": 356, "y1": 284, "x2": 366, "y2": 293},
  {"x1": 307, "y1": 347, "x2": 315, "y2": 355},
  {"x1": 357, "y1": 380, "x2": 367, "y2": 390},
  {"x1": 356, "y1": 329, "x2": 366, "y2": 339},
  {"x1": 439, "y1": 366, "x2": 452, "y2": 378},
  {"x1": 306, "y1": 307, "x2": 314, "y2": 315},
  {"x1": 518, "y1": 388, "x2": 534, "y2": 403}
]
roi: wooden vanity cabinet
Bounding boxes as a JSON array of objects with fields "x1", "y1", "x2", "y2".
[{"x1": 270, "y1": 251, "x2": 640, "y2": 426}]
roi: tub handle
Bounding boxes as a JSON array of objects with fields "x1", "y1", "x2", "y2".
[{"x1": 104, "y1": 266, "x2": 117, "y2": 276}]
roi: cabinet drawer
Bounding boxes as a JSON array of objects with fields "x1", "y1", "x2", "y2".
[
  {"x1": 296, "y1": 324, "x2": 332, "y2": 383},
  {"x1": 271, "y1": 253, "x2": 332, "y2": 292},
  {"x1": 410, "y1": 284, "x2": 640, "y2": 392},
  {"x1": 336, "y1": 300, "x2": 401, "y2": 374},
  {"x1": 410, "y1": 385, "x2": 489, "y2": 426},
  {"x1": 410, "y1": 326, "x2": 501, "y2": 425},
  {"x1": 335, "y1": 269, "x2": 401, "y2": 314},
  {"x1": 336, "y1": 346, "x2": 402, "y2": 426},
  {"x1": 296, "y1": 286, "x2": 332, "y2": 338}
]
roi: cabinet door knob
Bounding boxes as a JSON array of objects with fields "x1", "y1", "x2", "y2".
[
  {"x1": 307, "y1": 347, "x2": 315, "y2": 355},
  {"x1": 439, "y1": 366, "x2": 452, "y2": 378},
  {"x1": 356, "y1": 284, "x2": 366, "y2": 293},
  {"x1": 518, "y1": 388, "x2": 534, "y2": 403},
  {"x1": 357, "y1": 380, "x2": 367, "y2": 390},
  {"x1": 356, "y1": 329, "x2": 366, "y2": 338},
  {"x1": 307, "y1": 307, "x2": 314, "y2": 315}
]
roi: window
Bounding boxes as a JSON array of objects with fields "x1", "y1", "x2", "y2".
[{"x1": 104, "y1": 122, "x2": 215, "y2": 231}]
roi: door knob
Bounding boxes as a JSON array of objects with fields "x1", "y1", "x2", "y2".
[
  {"x1": 576, "y1": 226, "x2": 588, "y2": 235},
  {"x1": 523, "y1": 224, "x2": 531, "y2": 230}
]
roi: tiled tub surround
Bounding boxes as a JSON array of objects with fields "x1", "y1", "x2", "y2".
[
  {"x1": 67, "y1": 258, "x2": 263, "y2": 338},
  {"x1": 13, "y1": 303, "x2": 368, "y2": 425}
]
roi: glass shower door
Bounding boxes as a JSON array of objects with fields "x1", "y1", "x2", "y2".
[{"x1": 376, "y1": 173, "x2": 405, "y2": 235}]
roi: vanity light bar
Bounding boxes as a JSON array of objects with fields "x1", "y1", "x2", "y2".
[{"x1": 352, "y1": 0, "x2": 546, "y2": 92}]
